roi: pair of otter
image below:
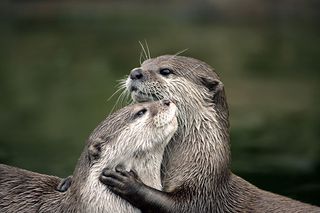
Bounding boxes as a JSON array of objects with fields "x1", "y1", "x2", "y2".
[{"x1": 1, "y1": 55, "x2": 319, "y2": 212}]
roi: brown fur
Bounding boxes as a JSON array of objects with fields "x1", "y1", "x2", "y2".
[
  {"x1": 125, "y1": 55, "x2": 320, "y2": 212},
  {"x1": 0, "y1": 164, "x2": 65, "y2": 212},
  {"x1": 0, "y1": 100, "x2": 178, "y2": 213}
]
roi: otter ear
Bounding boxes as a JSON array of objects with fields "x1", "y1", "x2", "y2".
[
  {"x1": 88, "y1": 138, "x2": 103, "y2": 161},
  {"x1": 56, "y1": 176, "x2": 73, "y2": 192},
  {"x1": 201, "y1": 77, "x2": 222, "y2": 92},
  {"x1": 200, "y1": 77, "x2": 224, "y2": 104}
]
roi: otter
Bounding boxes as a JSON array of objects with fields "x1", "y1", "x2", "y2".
[
  {"x1": 100, "y1": 55, "x2": 320, "y2": 212},
  {"x1": 0, "y1": 100, "x2": 178, "y2": 213}
]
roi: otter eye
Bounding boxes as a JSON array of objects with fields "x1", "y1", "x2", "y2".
[
  {"x1": 134, "y1": 108, "x2": 147, "y2": 119},
  {"x1": 159, "y1": 68, "x2": 173, "y2": 76}
]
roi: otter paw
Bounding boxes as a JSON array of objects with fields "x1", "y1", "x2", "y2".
[{"x1": 99, "y1": 166, "x2": 142, "y2": 198}]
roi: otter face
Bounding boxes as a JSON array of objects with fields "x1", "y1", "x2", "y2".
[
  {"x1": 113, "y1": 99, "x2": 178, "y2": 154},
  {"x1": 126, "y1": 55, "x2": 224, "y2": 111},
  {"x1": 87, "y1": 99, "x2": 178, "y2": 168}
]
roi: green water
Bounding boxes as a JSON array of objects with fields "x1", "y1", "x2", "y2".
[{"x1": 0, "y1": 1, "x2": 319, "y2": 206}]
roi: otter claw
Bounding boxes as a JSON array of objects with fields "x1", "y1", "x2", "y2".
[
  {"x1": 100, "y1": 166, "x2": 143, "y2": 198},
  {"x1": 115, "y1": 164, "x2": 126, "y2": 172}
]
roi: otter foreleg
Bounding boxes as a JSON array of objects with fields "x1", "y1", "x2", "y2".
[{"x1": 99, "y1": 166, "x2": 174, "y2": 213}]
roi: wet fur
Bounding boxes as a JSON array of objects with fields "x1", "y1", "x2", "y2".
[
  {"x1": 0, "y1": 164, "x2": 65, "y2": 213},
  {"x1": 125, "y1": 55, "x2": 320, "y2": 212},
  {"x1": 0, "y1": 101, "x2": 177, "y2": 213}
]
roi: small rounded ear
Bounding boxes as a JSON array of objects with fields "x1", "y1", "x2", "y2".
[
  {"x1": 200, "y1": 77, "x2": 224, "y2": 103},
  {"x1": 56, "y1": 175, "x2": 73, "y2": 192},
  {"x1": 88, "y1": 138, "x2": 103, "y2": 161},
  {"x1": 201, "y1": 77, "x2": 223, "y2": 92}
]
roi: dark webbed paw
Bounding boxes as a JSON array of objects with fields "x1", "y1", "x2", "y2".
[
  {"x1": 99, "y1": 165, "x2": 143, "y2": 198},
  {"x1": 100, "y1": 165, "x2": 173, "y2": 212}
]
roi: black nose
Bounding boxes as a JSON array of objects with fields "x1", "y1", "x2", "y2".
[
  {"x1": 130, "y1": 68, "x2": 143, "y2": 80},
  {"x1": 162, "y1": 99, "x2": 171, "y2": 107}
]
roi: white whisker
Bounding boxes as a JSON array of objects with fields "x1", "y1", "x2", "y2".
[
  {"x1": 144, "y1": 39, "x2": 151, "y2": 59},
  {"x1": 174, "y1": 48, "x2": 189, "y2": 57},
  {"x1": 139, "y1": 50, "x2": 143, "y2": 65},
  {"x1": 139, "y1": 41, "x2": 148, "y2": 62}
]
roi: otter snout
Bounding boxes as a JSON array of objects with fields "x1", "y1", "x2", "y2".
[
  {"x1": 130, "y1": 68, "x2": 144, "y2": 80},
  {"x1": 162, "y1": 99, "x2": 171, "y2": 107},
  {"x1": 152, "y1": 100, "x2": 177, "y2": 129},
  {"x1": 160, "y1": 99, "x2": 176, "y2": 112}
]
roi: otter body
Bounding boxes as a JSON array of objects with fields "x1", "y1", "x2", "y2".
[
  {"x1": 0, "y1": 164, "x2": 65, "y2": 212},
  {"x1": 0, "y1": 100, "x2": 178, "y2": 213},
  {"x1": 101, "y1": 55, "x2": 319, "y2": 212}
]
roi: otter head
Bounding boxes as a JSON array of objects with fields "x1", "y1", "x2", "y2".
[
  {"x1": 72, "y1": 100, "x2": 178, "y2": 211},
  {"x1": 78, "y1": 99, "x2": 177, "y2": 176},
  {"x1": 126, "y1": 55, "x2": 228, "y2": 130}
]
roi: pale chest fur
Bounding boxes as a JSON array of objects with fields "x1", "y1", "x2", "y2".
[{"x1": 80, "y1": 153, "x2": 164, "y2": 213}]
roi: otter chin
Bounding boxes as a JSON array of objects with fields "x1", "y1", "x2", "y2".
[
  {"x1": 129, "y1": 86, "x2": 163, "y2": 103},
  {"x1": 0, "y1": 99, "x2": 178, "y2": 213},
  {"x1": 130, "y1": 89, "x2": 156, "y2": 102},
  {"x1": 101, "y1": 55, "x2": 320, "y2": 213}
]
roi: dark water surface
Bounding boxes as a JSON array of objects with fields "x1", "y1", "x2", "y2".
[{"x1": 0, "y1": 1, "x2": 319, "y2": 206}]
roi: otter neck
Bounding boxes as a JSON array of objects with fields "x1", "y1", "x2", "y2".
[
  {"x1": 163, "y1": 101, "x2": 231, "y2": 191},
  {"x1": 180, "y1": 103, "x2": 230, "y2": 174}
]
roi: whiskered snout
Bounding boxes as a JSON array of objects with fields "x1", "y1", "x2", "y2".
[
  {"x1": 130, "y1": 68, "x2": 144, "y2": 81},
  {"x1": 152, "y1": 99, "x2": 177, "y2": 128},
  {"x1": 162, "y1": 99, "x2": 171, "y2": 107}
]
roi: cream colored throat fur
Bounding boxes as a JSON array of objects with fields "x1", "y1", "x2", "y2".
[
  {"x1": 81, "y1": 151, "x2": 166, "y2": 213},
  {"x1": 80, "y1": 110, "x2": 176, "y2": 213}
]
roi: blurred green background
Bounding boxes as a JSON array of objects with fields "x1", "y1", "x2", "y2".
[{"x1": 0, "y1": 0, "x2": 319, "y2": 205}]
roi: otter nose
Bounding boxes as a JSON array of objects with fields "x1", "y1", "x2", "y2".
[
  {"x1": 162, "y1": 99, "x2": 171, "y2": 107},
  {"x1": 130, "y1": 68, "x2": 143, "y2": 80}
]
